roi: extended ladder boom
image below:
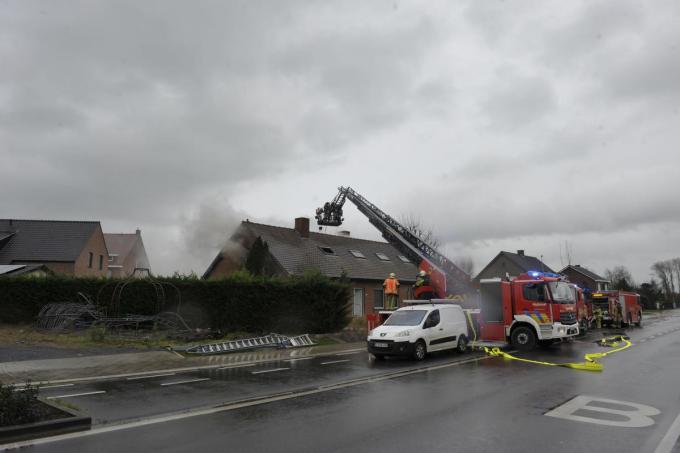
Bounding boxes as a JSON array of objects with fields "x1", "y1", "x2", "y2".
[{"x1": 315, "y1": 186, "x2": 472, "y2": 296}]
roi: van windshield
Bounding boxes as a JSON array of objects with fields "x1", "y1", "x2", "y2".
[{"x1": 383, "y1": 310, "x2": 427, "y2": 326}]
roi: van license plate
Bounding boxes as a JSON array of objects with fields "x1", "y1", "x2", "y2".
[{"x1": 374, "y1": 342, "x2": 388, "y2": 348}]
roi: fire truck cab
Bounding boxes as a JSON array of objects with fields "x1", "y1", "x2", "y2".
[
  {"x1": 478, "y1": 272, "x2": 579, "y2": 351},
  {"x1": 591, "y1": 290, "x2": 642, "y2": 327}
]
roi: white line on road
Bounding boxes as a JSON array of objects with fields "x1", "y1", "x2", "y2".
[
  {"x1": 285, "y1": 357, "x2": 314, "y2": 362},
  {"x1": 321, "y1": 359, "x2": 351, "y2": 365},
  {"x1": 335, "y1": 351, "x2": 363, "y2": 356},
  {"x1": 654, "y1": 411, "x2": 680, "y2": 453},
  {"x1": 14, "y1": 383, "x2": 75, "y2": 392},
  {"x1": 160, "y1": 378, "x2": 210, "y2": 387},
  {"x1": 251, "y1": 368, "x2": 290, "y2": 375},
  {"x1": 218, "y1": 364, "x2": 257, "y2": 370},
  {"x1": 127, "y1": 373, "x2": 176, "y2": 381},
  {"x1": 47, "y1": 391, "x2": 106, "y2": 399}
]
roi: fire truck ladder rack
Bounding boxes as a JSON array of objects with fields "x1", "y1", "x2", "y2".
[
  {"x1": 180, "y1": 333, "x2": 315, "y2": 355},
  {"x1": 315, "y1": 186, "x2": 472, "y2": 294}
]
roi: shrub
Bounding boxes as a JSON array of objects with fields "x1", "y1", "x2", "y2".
[{"x1": 0, "y1": 382, "x2": 43, "y2": 427}]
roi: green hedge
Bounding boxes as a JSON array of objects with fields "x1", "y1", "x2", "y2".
[{"x1": 0, "y1": 272, "x2": 352, "y2": 334}]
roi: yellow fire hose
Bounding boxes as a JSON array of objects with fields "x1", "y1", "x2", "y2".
[{"x1": 483, "y1": 335, "x2": 632, "y2": 372}]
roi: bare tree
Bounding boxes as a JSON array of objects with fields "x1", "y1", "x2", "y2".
[
  {"x1": 652, "y1": 259, "x2": 678, "y2": 306},
  {"x1": 559, "y1": 240, "x2": 574, "y2": 267},
  {"x1": 604, "y1": 266, "x2": 635, "y2": 291},
  {"x1": 454, "y1": 256, "x2": 475, "y2": 276},
  {"x1": 400, "y1": 214, "x2": 440, "y2": 249}
]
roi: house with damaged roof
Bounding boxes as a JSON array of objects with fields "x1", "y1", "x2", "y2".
[
  {"x1": 559, "y1": 264, "x2": 611, "y2": 295},
  {"x1": 203, "y1": 217, "x2": 420, "y2": 316},
  {"x1": 473, "y1": 250, "x2": 555, "y2": 282}
]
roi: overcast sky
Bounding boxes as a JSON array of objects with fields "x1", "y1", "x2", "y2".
[{"x1": 2, "y1": 0, "x2": 679, "y2": 282}]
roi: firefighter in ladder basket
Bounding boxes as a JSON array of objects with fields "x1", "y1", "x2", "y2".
[
  {"x1": 383, "y1": 273, "x2": 400, "y2": 309},
  {"x1": 414, "y1": 270, "x2": 434, "y2": 300}
]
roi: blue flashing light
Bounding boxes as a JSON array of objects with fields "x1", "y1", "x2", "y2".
[{"x1": 529, "y1": 271, "x2": 542, "y2": 278}]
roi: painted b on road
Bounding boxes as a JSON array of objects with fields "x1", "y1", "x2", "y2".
[{"x1": 546, "y1": 395, "x2": 660, "y2": 428}]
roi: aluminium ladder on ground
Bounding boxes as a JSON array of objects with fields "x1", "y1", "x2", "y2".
[{"x1": 181, "y1": 333, "x2": 315, "y2": 355}]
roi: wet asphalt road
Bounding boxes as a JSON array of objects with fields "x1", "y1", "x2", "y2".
[{"x1": 7, "y1": 312, "x2": 680, "y2": 453}]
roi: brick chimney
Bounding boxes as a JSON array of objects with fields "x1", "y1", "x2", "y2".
[
  {"x1": 294, "y1": 217, "x2": 310, "y2": 238},
  {"x1": 517, "y1": 250, "x2": 525, "y2": 256}
]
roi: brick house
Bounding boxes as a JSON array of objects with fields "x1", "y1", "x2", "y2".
[
  {"x1": 559, "y1": 264, "x2": 611, "y2": 295},
  {"x1": 0, "y1": 219, "x2": 110, "y2": 277},
  {"x1": 474, "y1": 250, "x2": 554, "y2": 282},
  {"x1": 104, "y1": 229, "x2": 151, "y2": 278},
  {"x1": 203, "y1": 218, "x2": 420, "y2": 316}
]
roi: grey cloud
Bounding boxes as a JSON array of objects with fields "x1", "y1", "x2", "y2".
[{"x1": 481, "y1": 71, "x2": 557, "y2": 129}]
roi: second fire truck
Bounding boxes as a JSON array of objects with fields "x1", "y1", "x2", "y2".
[{"x1": 478, "y1": 271, "x2": 580, "y2": 350}]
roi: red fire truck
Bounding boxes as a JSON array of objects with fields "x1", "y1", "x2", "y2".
[
  {"x1": 575, "y1": 287, "x2": 593, "y2": 333},
  {"x1": 478, "y1": 271, "x2": 580, "y2": 351},
  {"x1": 591, "y1": 290, "x2": 642, "y2": 327}
]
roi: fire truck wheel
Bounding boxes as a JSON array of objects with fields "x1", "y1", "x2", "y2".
[
  {"x1": 457, "y1": 335, "x2": 468, "y2": 353},
  {"x1": 510, "y1": 326, "x2": 537, "y2": 351},
  {"x1": 635, "y1": 312, "x2": 642, "y2": 327},
  {"x1": 413, "y1": 340, "x2": 427, "y2": 361}
]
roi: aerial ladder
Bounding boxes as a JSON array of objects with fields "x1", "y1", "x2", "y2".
[{"x1": 315, "y1": 186, "x2": 474, "y2": 302}]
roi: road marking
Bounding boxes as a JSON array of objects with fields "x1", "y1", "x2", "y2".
[
  {"x1": 654, "y1": 411, "x2": 680, "y2": 453},
  {"x1": 546, "y1": 395, "x2": 660, "y2": 427},
  {"x1": 321, "y1": 360, "x2": 351, "y2": 365},
  {"x1": 251, "y1": 368, "x2": 290, "y2": 375},
  {"x1": 47, "y1": 391, "x2": 106, "y2": 399},
  {"x1": 14, "y1": 383, "x2": 75, "y2": 392},
  {"x1": 160, "y1": 378, "x2": 210, "y2": 386},
  {"x1": 285, "y1": 357, "x2": 314, "y2": 362},
  {"x1": 335, "y1": 351, "x2": 363, "y2": 356},
  {"x1": 0, "y1": 354, "x2": 490, "y2": 450},
  {"x1": 127, "y1": 373, "x2": 176, "y2": 381},
  {"x1": 217, "y1": 364, "x2": 257, "y2": 370}
]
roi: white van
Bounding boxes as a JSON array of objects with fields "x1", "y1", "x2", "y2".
[{"x1": 367, "y1": 303, "x2": 470, "y2": 360}]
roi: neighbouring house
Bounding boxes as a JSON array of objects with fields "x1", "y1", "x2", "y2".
[
  {"x1": 474, "y1": 250, "x2": 555, "y2": 282},
  {"x1": 0, "y1": 219, "x2": 110, "y2": 277},
  {"x1": 0, "y1": 264, "x2": 53, "y2": 277},
  {"x1": 559, "y1": 264, "x2": 610, "y2": 295},
  {"x1": 104, "y1": 229, "x2": 151, "y2": 278},
  {"x1": 204, "y1": 217, "x2": 420, "y2": 317}
]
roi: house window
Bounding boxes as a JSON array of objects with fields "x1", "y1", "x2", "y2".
[
  {"x1": 398, "y1": 255, "x2": 411, "y2": 263},
  {"x1": 349, "y1": 249, "x2": 366, "y2": 259},
  {"x1": 319, "y1": 246, "x2": 335, "y2": 255},
  {"x1": 99, "y1": 255, "x2": 103, "y2": 270},
  {"x1": 375, "y1": 252, "x2": 391, "y2": 261},
  {"x1": 88, "y1": 252, "x2": 93, "y2": 268},
  {"x1": 353, "y1": 288, "x2": 364, "y2": 316},
  {"x1": 373, "y1": 289, "x2": 384, "y2": 309}
]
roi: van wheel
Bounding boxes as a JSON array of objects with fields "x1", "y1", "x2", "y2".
[
  {"x1": 412, "y1": 340, "x2": 427, "y2": 361},
  {"x1": 635, "y1": 312, "x2": 642, "y2": 327},
  {"x1": 457, "y1": 335, "x2": 468, "y2": 353},
  {"x1": 511, "y1": 326, "x2": 537, "y2": 351}
]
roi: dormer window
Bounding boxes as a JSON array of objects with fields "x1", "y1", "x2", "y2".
[
  {"x1": 398, "y1": 255, "x2": 411, "y2": 263},
  {"x1": 349, "y1": 250, "x2": 366, "y2": 259},
  {"x1": 319, "y1": 246, "x2": 335, "y2": 255},
  {"x1": 375, "y1": 252, "x2": 391, "y2": 261}
]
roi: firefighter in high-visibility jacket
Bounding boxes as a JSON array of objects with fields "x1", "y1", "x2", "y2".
[
  {"x1": 383, "y1": 273, "x2": 400, "y2": 310},
  {"x1": 414, "y1": 270, "x2": 434, "y2": 300},
  {"x1": 613, "y1": 301, "x2": 624, "y2": 329},
  {"x1": 593, "y1": 306, "x2": 603, "y2": 329}
]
